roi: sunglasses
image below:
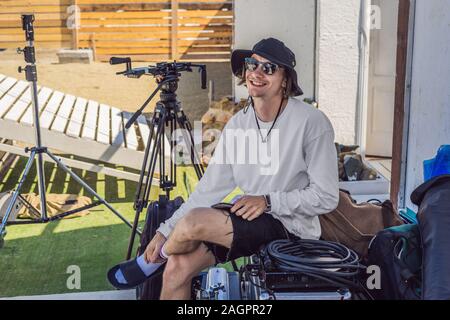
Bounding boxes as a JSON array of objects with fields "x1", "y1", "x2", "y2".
[{"x1": 244, "y1": 57, "x2": 280, "y2": 75}]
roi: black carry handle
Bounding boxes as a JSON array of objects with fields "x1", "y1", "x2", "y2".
[
  {"x1": 110, "y1": 57, "x2": 131, "y2": 65},
  {"x1": 110, "y1": 57, "x2": 132, "y2": 75},
  {"x1": 200, "y1": 67, "x2": 207, "y2": 89},
  {"x1": 189, "y1": 63, "x2": 207, "y2": 89}
]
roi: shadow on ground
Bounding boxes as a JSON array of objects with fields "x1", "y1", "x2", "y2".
[
  {"x1": 0, "y1": 221, "x2": 135, "y2": 298},
  {"x1": 0, "y1": 157, "x2": 137, "y2": 203}
]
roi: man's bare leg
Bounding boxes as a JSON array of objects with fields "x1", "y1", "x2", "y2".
[
  {"x1": 160, "y1": 243, "x2": 215, "y2": 300},
  {"x1": 160, "y1": 207, "x2": 234, "y2": 299},
  {"x1": 164, "y1": 207, "x2": 234, "y2": 255}
]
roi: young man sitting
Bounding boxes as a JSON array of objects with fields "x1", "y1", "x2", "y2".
[{"x1": 108, "y1": 38, "x2": 339, "y2": 300}]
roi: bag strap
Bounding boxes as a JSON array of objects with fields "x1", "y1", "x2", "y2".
[
  {"x1": 339, "y1": 189, "x2": 357, "y2": 204},
  {"x1": 381, "y1": 200, "x2": 396, "y2": 228}
]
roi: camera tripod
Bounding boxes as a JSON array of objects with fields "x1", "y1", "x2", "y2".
[
  {"x1": 0, "y1": 15, "x2": 133, "y2": 248},
  {"x1": 110, "y1": 57, "x2": 206, "y2": 259}
]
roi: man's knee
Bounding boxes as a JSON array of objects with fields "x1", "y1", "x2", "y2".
[
  {"x1": 163, "y1": 255, "x2": 196, "y2": 286},
  {"x1": 174, "y1": 208, "x2": 209, "y2": 241}
]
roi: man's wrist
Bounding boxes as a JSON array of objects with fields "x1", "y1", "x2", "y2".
[{"x1": 156, "y1": 230, "x2": 167, "y2": 240}]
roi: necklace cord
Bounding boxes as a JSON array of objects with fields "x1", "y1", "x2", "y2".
[{"x1": 252, "y1": 96, "x2": 285, "y2": 143}]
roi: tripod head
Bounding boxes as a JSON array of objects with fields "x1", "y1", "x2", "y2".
[
  {"x1": 110, "y1": 57, "x2": 207, "y2": 128},
  {"x1": 110, "y1": 57, "x2": 207, "y2": 90}
]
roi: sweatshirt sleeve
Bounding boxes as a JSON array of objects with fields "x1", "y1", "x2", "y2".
[
  {"x1": 269, "y1": 129, "x2": 339, "y2": 218},
  {"x1": 156, "y1": 128, "x2": 236, "y2": 238}
]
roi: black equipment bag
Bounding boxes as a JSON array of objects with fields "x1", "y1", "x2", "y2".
[
  {"x1": 411, "y1": 174, "x2": 450, "y2": 300},
  {"x1": 136, "y1": 195, "x2": 184, "y2": 300},
  {"x1": 367, "y1": 223, "x2": 422, "y2": 300}
]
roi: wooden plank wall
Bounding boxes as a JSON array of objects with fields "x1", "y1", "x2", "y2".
[
  {"x1": 0, "y1": 0, "x2": 72, "y2": 49},
  {"x1": 0, "y1": 0, "x2": 233, "y2": 62}
]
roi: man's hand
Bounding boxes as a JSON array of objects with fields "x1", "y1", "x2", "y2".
[
  {"x1": 144, "y1": 231, "x2": 167, "y2": 263},
  {"x1": 230, "y1": 195, "x2": 267, "y2": 221}
]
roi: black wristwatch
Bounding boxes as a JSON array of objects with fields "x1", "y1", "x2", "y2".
[{"x1": 263, "y1": 194, "x2": 272, "y2": 213}]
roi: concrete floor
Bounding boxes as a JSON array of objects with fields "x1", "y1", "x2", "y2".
[{"x1": 1, "y1": 289, "x2": 136, "y2": 300}]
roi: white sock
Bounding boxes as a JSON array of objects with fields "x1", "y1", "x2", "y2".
[
  {"x1": 159, "y1": 243, "x2": 170, "y2": 260},
  {"x1": 136, "y1": 254, "x2": 164, "y2": 276},
  {"x1": 115, "y1": 254, "x2": 163, "y2": 284}
]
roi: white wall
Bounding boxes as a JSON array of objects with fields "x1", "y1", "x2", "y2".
[
  {"x1": 233, "y1": 0, "x2": 316, "y2": 100},
  {"x1": 404, "y1": 0, "x2": 450, "y2": 210},
  {"x1": 233, "y1": 0, "x2": 363, "y2": 145},
  {"x1": 316, "y1": 0, "x2": 362, "y2": 145}
]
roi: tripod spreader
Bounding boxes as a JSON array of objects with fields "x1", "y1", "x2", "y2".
[{"x1": 24, "y1": 146, "x2": 47, "y2": 154}]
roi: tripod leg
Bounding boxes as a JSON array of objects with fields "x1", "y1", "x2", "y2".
[
  {"x1": 175, "y1": 116, "x2": 204, "y2": 180},
  {"x1": 135, "y1": 114, "x2": 157, "y2": 209},
  {"x1": 125, "y1": 114, "x2": 157, "y2": 259},
  {"x1": 45, "y1": 150, "x2": 135, "y2": 230},
  {"x1": 127, "y1": 141, "x2": 152, "y2": 259},
  {"x1": 0, "y1": 150, "x2": 37, "y2": 240},
  {"x1": 126, "y1": 114, "x2": 165, "y2": 260},
  {"x1": 143, "y1": 116, "x2": 165, "y2": 206}
]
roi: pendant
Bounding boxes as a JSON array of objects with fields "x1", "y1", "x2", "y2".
[{"x1": 260, "y1": 134, "x2": 268, "y2": 143}]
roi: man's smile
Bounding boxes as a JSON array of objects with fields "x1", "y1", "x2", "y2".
[{"x1": 248, "y1": 77, "x2": 268, "y2": 88}]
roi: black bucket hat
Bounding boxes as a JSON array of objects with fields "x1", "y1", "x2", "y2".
[{"x1": 231, "y1": 37, "x2": 304, "y2": 96}]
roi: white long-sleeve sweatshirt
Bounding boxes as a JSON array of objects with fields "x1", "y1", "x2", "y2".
[{"x1": 157, "y1": 97, "x2": 339, "y2": 240}]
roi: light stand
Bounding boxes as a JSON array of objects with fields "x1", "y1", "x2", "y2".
[{"x1": 0, "y1": 15, "x2": 135, "y2": 249}]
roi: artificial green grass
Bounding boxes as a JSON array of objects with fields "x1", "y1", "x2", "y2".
[{"x1": 0, "y1": 156, "x2": 241, "y2": 298}]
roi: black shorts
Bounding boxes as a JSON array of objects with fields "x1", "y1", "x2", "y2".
[{"x1": 203, "y1": 210, "x2": 295, "y2": 264}]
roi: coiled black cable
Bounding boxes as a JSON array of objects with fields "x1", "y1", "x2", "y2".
[{"x1": 263, "y1": 239, "x2": 366, "y2": 289}]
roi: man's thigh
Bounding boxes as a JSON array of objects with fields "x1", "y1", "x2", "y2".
[{"x1": 181, "y1": 207, "x2": 234, "y2": 248}]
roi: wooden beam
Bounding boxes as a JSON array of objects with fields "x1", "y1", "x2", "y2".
[
  {"x1": 208, "y1": 79, "x2": 214, "y2": 106},
  {"x1": 71, "y1": 0, "x2": 79, "y2": 49},
  {"x1": 0, "y1": 141, "x2": 152, "y2": 183},
  {"x1": 391, "y1": 0, "x2": 411, "y2": 209},
  {"x1": 171, "y1": 0, "x2": 179, "y2": 60},
  {"x1": 90, "y1": 33, "x2": 97, "y2": 61}
]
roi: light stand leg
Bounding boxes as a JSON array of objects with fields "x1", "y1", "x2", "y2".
[
  {"x1": 29, "y1": 80, "x2": 48, "y2": 220},
  {"x1": 0, "y1": 150, "x2": 37, "y2": 242},
  {"x1": 45, "y1": 150, "x2": 134, "y2": 230}
]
